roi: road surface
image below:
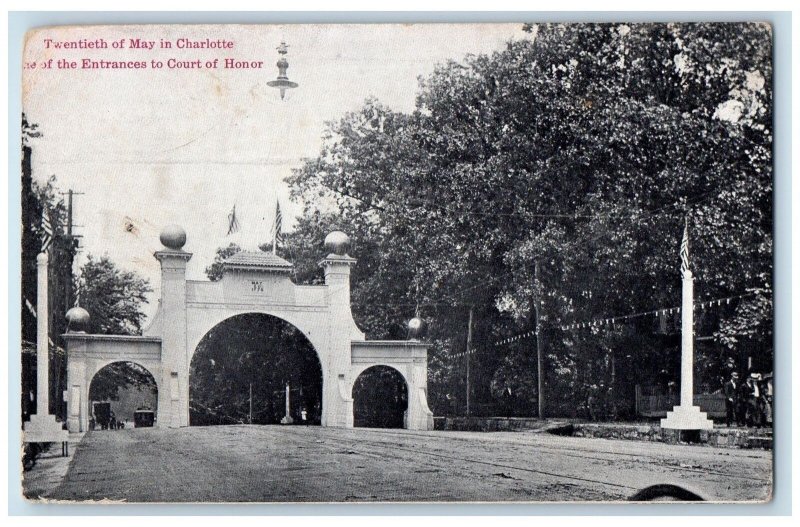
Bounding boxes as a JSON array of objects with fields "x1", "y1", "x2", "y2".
[{"x1": 45, "y1": 425, "x2": 771, "y2": 502}]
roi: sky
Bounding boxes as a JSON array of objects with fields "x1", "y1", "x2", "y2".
[{"x1": 23, "y1": 23, "x2": 530, "y2": 318}]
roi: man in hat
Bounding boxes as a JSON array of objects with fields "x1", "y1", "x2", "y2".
[
  {"x1": 741, "y1": 374, "x2": 762, "y2": 427},
  {"x1": 761, "y1": 372, "x2": 773, "y2": 427},
  {"x1": 723, "y1": 372, "x2": 740, "y2": 427}
]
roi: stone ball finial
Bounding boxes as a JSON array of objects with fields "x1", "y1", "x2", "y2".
[
  {"x1": 324, "y1": 231, "x2": 350, "y2": 256},
  {"x1": 65, "y1": 306, "x2": 90, "y2": 333},
  {"x1": 160, "y1": 224, "x2": 187, "y2": 250},
  {"x1": 408, "y1": 317, "x2": 427, "y2": 340}
]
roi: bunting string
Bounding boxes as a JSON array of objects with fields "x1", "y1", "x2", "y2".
[
  {"x1": 449, "y1": 347, "x2": 481, "y2": 358},
  {"x1": 445, "y1": 291, "x2": 761, "y2": 358},
  {"x1": 558, "y1": 291, "x2": 758, "y2": 332},
  {"x1": 494, "y1": 330, "x2": 538, "y2": 347}
]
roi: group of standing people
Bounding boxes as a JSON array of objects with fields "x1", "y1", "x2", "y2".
[
  {"x1": 723, "y1": 372, "x2": 772, "y2": 428},
  {"x1": 89, "y1": 410, "x2": 125, "y2": 430},
  {"x1": 586, "y1": 383, "x2": 619, "y2": 422}
]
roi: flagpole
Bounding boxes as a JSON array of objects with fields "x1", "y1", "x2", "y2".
[{"x1": 272, "y1": 199, "x2": 278, "y2": 255}]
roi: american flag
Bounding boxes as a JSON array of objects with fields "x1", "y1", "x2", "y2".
[
  {"x1": 25, "y1": 297, "x2": 36, "y2": 318},
  {"x1": 41, "y1": 208, "x2": 53, "y2": 252},
  {"x1": 680, "y1": 218, "x2": 690, "y2": 274},
  {"x1": 272, "y1": 200, "x2": 283, "y2": 254},
  {"x1": 227, "y1": 204, "x2": 240, "y2": 235}
]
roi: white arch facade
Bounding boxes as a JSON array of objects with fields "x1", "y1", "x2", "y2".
[
  {"x1": 64, "y1": 232, "x2": 433, "y2": 432},
  {"x1": 64, "y1": 335, "x2": 162, "y2": 433}
]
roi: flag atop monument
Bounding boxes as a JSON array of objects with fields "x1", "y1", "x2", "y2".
[
  {"x1": 41, "y1": 208, "x2": 53, "y2": 252},
  {"x1": 227, "y1": 204, "x2": 240, "y2": 236},
  {"x1": 25, "y1": 297, "x2": 36, "y2": 318},
  {"x1": 680, "y1": 218, "x2": 690, "y2": 274},
  {"x1": 272, "y1": 200, "x2": 283, "y2": 255}
]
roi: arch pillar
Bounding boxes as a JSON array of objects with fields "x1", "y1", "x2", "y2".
[
  {"x1": 406, "y1": 360, "x2": 434, "y2": 430},
  {"x1": 155, "y1": 248, "x2": 192, "y2": 428},
  {"x1": 319, "y1": 253, "x2": 360, "y2": 428},
  {"x1": 65, "y1": 340, "x2": 89, "y2": 433}
]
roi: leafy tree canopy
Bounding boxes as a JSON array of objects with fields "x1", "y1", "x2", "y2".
[
  {"x1": 76, "y1": 254, "x2": 153, "y2": 335},
  {"x1": 207, "y1": 23, "x2": 772, "y2": 417},
  {"x1": 205, "y1": 243, "x2": 242, "y2": 281},
  {"x1": 89, "y1": 361, "x2": 157, "y2": 402},
  {"x1": 283, "y1": 23, "x2": 773, "y2": 417}
]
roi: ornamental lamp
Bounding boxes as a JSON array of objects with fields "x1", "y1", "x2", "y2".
[
  {"x1": 267, "y1": 41, "x2": 298, "y2": 100},
  {"x1": 408, "y1": 317, "x2": 427, "y2": 341}
]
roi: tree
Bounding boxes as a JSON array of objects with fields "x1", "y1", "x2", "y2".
[
  {"x1": 284, "y1": 23, "x2": 772, "y2": 418},
  {"x1": 76, "y1": 255, "x2": 152, "y2": 335},
  {"x1": 89, "y1": 361, "x2": 157, "y2": 402},
  {"x1": 75, "y1": 256, "x2": 154, "y2": 402},
  {"x1": 205, "y1": 243, "x2": 241, "y2": 281}
]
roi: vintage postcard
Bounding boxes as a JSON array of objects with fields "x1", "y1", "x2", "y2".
[{"x1": 19, "y1": 22, "x2": 773, "y2": 503}]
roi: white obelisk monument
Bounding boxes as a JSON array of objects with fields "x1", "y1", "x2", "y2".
[
  {"x1": 281, "y1": 382, "x2": 294, "y2": 424},
  {"x1": 661, "y1": 220, "x2": 714, "y2": 431},
  {"x1": 23, "y1": 252, "x2": 69, "y2": 443}
]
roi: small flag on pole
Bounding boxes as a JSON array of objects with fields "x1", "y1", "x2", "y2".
[
  {"x1": 25, "y1": 297, "x2": 36, "y2": 318},
  {"x1": 680, "y1": 217, "x2": 690, "y2": 274},
  {"x1": 272, "y1": 200, "x2": 283, "y2": 255},
  {"x1": 41, "y1": 208, "x2": 53, "y2": 252},
  {"x1": 227, "y1": 204, "x2": 240, "y2": 235}
]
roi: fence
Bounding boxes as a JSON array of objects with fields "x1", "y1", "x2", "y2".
[{"x1": 635, "y1": 385, "x2": 726, "y2": 419}]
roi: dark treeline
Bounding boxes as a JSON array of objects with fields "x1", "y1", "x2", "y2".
[{"x1": 275, "y1": 23, "x2": 772, "y2": 419}]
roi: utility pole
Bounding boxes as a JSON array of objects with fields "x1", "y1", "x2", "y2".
[
  {"x1": 534, "y1": 260, "x2": 545, "y2": 419},
  {"x1": 67, "y1": 189, "x2": 73, "y2": 237},
  {"x1": 62, "y1": 189, "x2": 84, "y2": 309},
  {"x1": 249, "y1": 382, "x2": 253, "y2": 424},
  {"x1": 57, "y1": 189, "x2": 83, "y2": 421},
  {"x1": 65, "y1": 190, "x2": 74, "y2": 309},
  {"x1": 465, "y1": 305, "x2": 473, "y2": 417}
]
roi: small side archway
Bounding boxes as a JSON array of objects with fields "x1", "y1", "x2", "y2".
[
  {"x1": 88, "y1": 360, "x2": 159, "y2": 429},
  {"x1": 352, "y1": 365, "x2": 409, "y2": 429}
]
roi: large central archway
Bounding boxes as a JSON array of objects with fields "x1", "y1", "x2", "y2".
[{"x1": 189, "y1": 313, "x2": 323, "y2": 426}]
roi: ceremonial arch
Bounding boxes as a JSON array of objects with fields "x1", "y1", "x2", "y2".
[{"x1": 63, "y1": 226, "x2": 433, "y2": 433}]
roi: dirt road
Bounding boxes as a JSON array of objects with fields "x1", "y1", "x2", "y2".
[{"x1": 46, "y1": 425, "x2": 771, "y2": 503}]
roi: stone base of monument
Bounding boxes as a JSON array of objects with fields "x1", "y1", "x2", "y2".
[
  {"x1": 661, "y1": 405, "x2": 714, "y2": 431},
  {"x1": 280, "y1": 416, "x2": 294, "y2": 425},
  {"x1": 23, "y1": 414, "x2": 69, "y2": 444},
  {"x1": 67, "y1": 416, "x2": 81, "y2": 434}
]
